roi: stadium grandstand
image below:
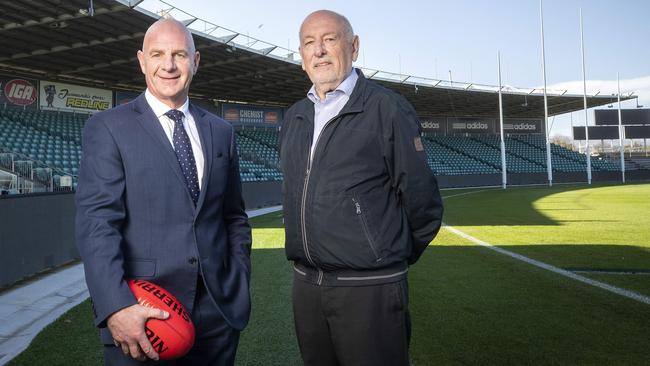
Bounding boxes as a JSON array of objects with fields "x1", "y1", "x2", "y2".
[
  {"x1": 1, "y1": 0, "x2": 648, "y2": 198},
  {"x1": 1, "y1": 0, "x2": 649, "y2": 286},
  {"x1": 1, "y1": 2, "x2": 650, "y2": 365}
]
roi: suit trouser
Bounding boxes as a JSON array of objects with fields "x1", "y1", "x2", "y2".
[
  {"x1": 104, "y1": 277, "x2": 240, "y2": 366},
  {"x1": 292, "y1": 276, "x2": 411, "y2": 366}
]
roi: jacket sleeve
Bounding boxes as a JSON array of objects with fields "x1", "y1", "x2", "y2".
[
  {"x1": 387, "y1": 95, "x2": 444, "y2": 264},
  {"x1": 74, "y1": 114, "x2": 136, "y2": 327},
  {"x1": 223, "y1": 128, "x2": 252, "y2": 273}
]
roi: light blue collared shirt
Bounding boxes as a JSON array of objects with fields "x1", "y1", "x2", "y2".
[{"x1": 307, "y1": 69, "x2": 359, "y2": 159}]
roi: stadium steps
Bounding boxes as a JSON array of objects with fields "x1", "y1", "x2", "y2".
[
  {"x1": 508, "y1": 135, "x2": 579, "y2": 172},
  {"x1": 0, "y1": 110, "x2": 81, "y2": 179},
  {"x1": 235, "y1": 129, "x2": 282, "y2": 182},
  {"x1": 514, "y1": 135, "x2": 611, "y2": 172},
  {"x1": 468, "y1": 136, "x2": 545, "y2": 173},
  {"x1": 424, "y1": 136, "x2": 499, "y2": 175},
  {"x1": 627, "y1": 157, "x2": 650, "y2": 170}
]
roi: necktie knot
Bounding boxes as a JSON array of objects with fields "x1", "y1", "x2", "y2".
[{"x1": 165, "y1": 109, "x2": 185, "y2": 125}]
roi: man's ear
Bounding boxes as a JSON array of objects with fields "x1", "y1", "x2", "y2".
[
  {"x1": 299, "y1": 47, "x2": 306, "y2": 71},
  {"x1": 136, "y1": 50, "x2": 146, "y2": 74},
  {"x1": 193, "y1": 51, "x2": 201, "y2": 74},
  {"x1": 351, "y1": 35, "x2": 360, "y2": 62}
]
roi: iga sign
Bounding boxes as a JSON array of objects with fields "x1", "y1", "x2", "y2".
[
  {"x1": 0, "y1": 76, "x2": 38, "y2": 108},
  {"x1": 40, "y1": 81, "x2": 112, "y2": 113}
]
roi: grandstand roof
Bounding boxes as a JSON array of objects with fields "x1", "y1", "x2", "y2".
[{"x1": 0, "y1": 0, "x2": 636, "y2": 118}]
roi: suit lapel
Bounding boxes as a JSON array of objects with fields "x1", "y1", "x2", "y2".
[
  {"x1": 191, "y1": 103, "x2": 213, "y2": 213},
  {"x1": 133, "y1": 94, "x2": 192, "y2": 203}
]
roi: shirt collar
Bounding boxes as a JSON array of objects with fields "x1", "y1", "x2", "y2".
[
  {"x1": 144, "y1": 89, "x2": 190, "y2": 118},
  {"x1": 307, "y1": 68, "x2": 359, "y2": 104}
]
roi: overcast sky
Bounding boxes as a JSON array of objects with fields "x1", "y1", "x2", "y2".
[{"x1": 138, "y1": 0, "x2": 649, "y2": 137}]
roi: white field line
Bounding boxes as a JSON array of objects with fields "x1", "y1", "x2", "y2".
[
  {"x1": 443, "y1": 224, "x2": 650, "y2": 305},
  {"x1": 442, "y1": 189, "x2": 498, "y2": 200},
  {"x1": 572, "y1": 270, "x2": 650, "y2": 275}
]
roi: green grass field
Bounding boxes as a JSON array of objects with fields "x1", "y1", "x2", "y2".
[{"x1": 9, "y1": 183, "x2": 650, "y2": 365}]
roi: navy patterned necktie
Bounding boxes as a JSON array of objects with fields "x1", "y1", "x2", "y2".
[{"x1": 165, "y1": 109, "x2": 200, "y2": 205}]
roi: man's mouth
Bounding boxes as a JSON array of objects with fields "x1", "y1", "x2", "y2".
[
  {"x1": 314, "y1": 62, "x2": 331, "y2": 68},
  {"x1": 158, "y1": 75, "x2": 180, "y2": 80}
]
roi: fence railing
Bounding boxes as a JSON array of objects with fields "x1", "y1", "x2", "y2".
[{"x1": 0, "y1": 150, "x2": 74, "y2": 195}]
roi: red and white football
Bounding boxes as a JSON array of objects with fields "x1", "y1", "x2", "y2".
[{"x1": 127, "y1": 279, "x2": 195, "y2": 360}]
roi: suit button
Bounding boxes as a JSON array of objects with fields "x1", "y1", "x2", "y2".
[{"x1": 188, "y1": 257, "x2": 197, "y2": 265}]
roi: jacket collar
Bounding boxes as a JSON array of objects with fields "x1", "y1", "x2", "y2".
[
  {"x1": 296, "y1": 68, "x2": 367, "y2": 122},
  {"x1": 132, "y1": 93, "x2": 211, "y2": 212},
  {"x1": 337, "y1": 68, "x2": 366, "y2": 115},
  {"x1": 190, "y1": 102, "x2": 212, "y2": 212}
]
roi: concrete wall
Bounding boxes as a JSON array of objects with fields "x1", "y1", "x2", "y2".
[
  {"x1": 2, "y1": 172, "x2": 649, "y2": 288},
  {"x1": 436, "y1": 170, "x2": 650, "y2": 188},
  {"x1": 242, "y1": 180, "x2": 282, "y2": 208},
  {"x1": 0, "y1": 181, "x2": 282, "y2": 288},
  {"x1": 0, "y1": 192, "x2": 76, "y2": 288}
]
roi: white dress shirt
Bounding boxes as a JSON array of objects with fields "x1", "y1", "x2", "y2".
[{"x1": 144, "y1": 90, "x2": 205, "y2": 189}]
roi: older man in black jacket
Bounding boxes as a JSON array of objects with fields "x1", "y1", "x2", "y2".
[{"x1": 279, "y1": 9, "x2": 443, "y2": 366}]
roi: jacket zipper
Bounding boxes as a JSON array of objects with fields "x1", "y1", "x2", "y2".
[
  {"x1": 300, "y1": 163, "x2": 321, "y2": 284},
  {"x1": 352, "y1": 197, "x2": 381, "y2": 262},
  {"x1": 300, "y1": 114, "x2": 341, "y2": 286}
]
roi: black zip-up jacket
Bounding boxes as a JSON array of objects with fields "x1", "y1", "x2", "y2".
[{"x1": 280, "y1": 70, "x2": 443, "y2": 285}]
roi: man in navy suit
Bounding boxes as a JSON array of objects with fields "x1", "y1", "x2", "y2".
[{"x1": 75, "y1": 18, "x2": 251, "y2": 365}]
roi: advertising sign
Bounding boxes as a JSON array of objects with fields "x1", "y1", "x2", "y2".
[
  {"x1": 40, "y1": 81, "x2": 112, "y2": 113},
  {"x1": 0, "y1": 75, "x2": 38, "y2": 109},
  {"x1": 221, "y1": 103, "x2": 283, "y2": 125},
  {"x1": 502, "y1": 119, "x2": 543, "y2": 134},
  {"x1": 448, "y1": 117, "x2": 495, "y2": 134},
  {"x1": 420, "y1": 117, "x2": 446, "y2": 133},
  {"x1": 115, "y1": 90, "x2": 140, "y2": 106},
  {"x1": 595, "y1": 109, "x2": 650, "y2": 125},
  {"x1": 624, "y1": 126, "x2": 650, "y2": 139},
  {"x1": 573, "y1": 126, "x2": 620, "y2": 140}
]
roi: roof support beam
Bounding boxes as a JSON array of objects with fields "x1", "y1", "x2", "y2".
[
  {"x1": 62, "y1": 57, "x2": 138, "y2": 75},
  {"x1": 192, "y1": 64, "x2": 297, "y2": 88},
  {"x1": 0, "y1": 32, "x2": 145, "y2": 62},
  {"x1": 234, "y1": 76, "x2": 307, "y2": 93},
  {"x1": 0, "y1": 4, "x2": 128, "y2": 32}
]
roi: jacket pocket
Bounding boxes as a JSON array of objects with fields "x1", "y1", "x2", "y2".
[
  {"x1": 123, "y1": 259, "x2": 156, "y2": 278},
  {"x1": 309, "y1": 193, "x2": 382, "y2": 269},
  {"x1": 352, "y1": 197, "x2": 382, "y2": 263}
]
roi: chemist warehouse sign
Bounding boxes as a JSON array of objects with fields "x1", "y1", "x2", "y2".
[
  {"x1": 221, "y1": 103, "x2": 283, "y2": 125},
  {"x1": 40, "y1": 81, "x2": 112, "y2": 113},
  {"x1": 0, "y1": 75, "x2": 38, "y2": 109}
]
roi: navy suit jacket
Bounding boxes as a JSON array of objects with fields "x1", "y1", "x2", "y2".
[{"x1": 75, "y1": 94, "x2": 252, "y2": 344}]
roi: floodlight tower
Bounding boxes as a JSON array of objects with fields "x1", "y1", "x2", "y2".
[
  {"x1": 580, "y1": 9, "x2": 592, "y2": 185},
  {"x1": 539, "y1": 0, "x2": 553, "y2": 186}
]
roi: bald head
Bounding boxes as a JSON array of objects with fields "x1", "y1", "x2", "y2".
[
  {"x1": 300, "y1": 10, "x2": 354, "y2": 43},
  {"x1": 143, "y1": 18, "x2": 196, "y2": 54},
  {"x1": 298, "y1": 10, "x2": 359, "y2": 100},
  {"x1": 137, "y1": 17, "x2": 200, "y2": 108}
]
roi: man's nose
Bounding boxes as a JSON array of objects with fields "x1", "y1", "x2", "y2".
[
  {"x1": 161, "y1": 54, "x2": 176, "y2": 70},
  {"x1": 313, "y1": 41, "x2": 326, "y2": 57}
]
